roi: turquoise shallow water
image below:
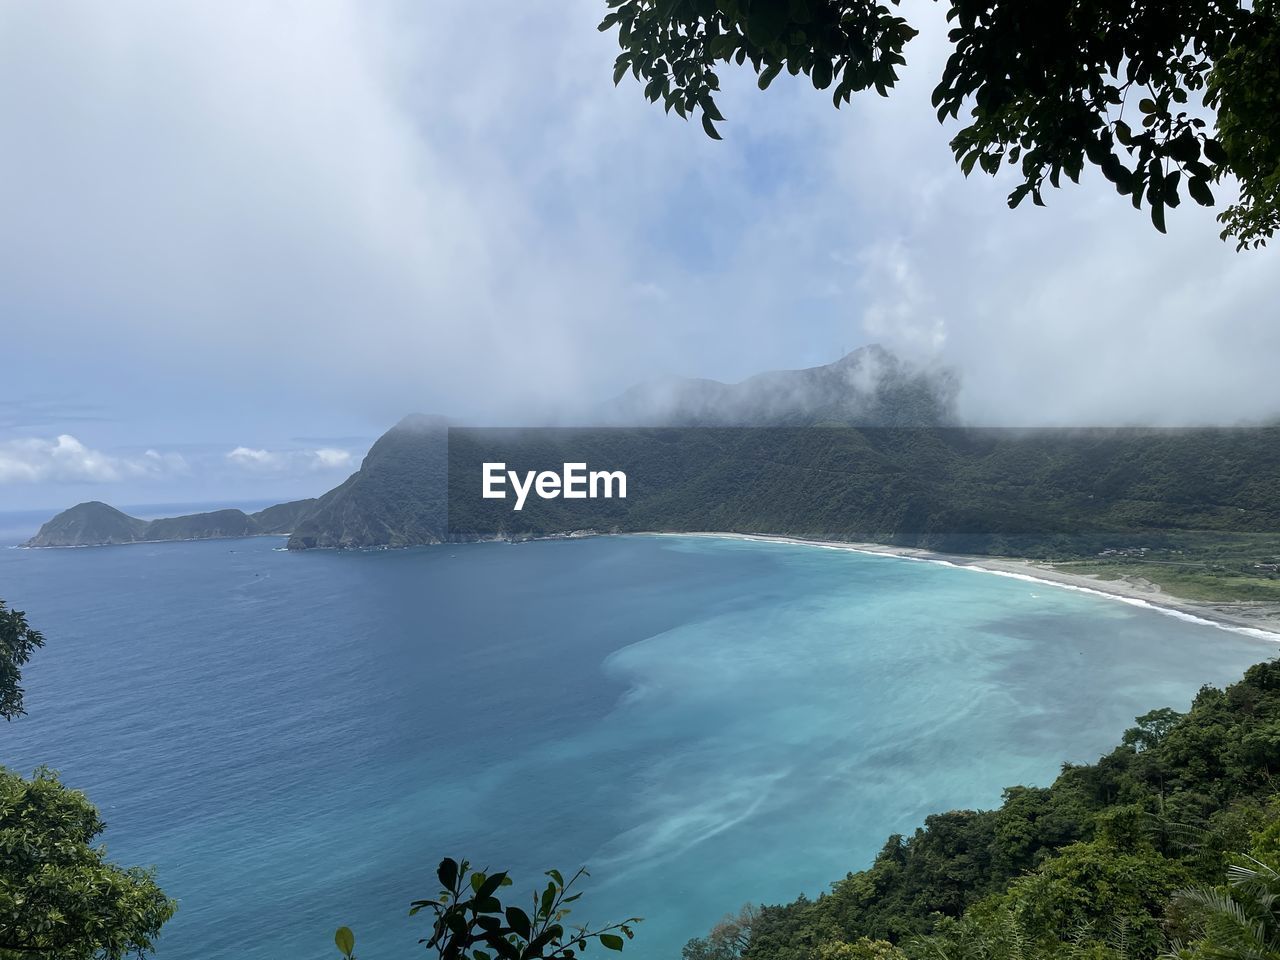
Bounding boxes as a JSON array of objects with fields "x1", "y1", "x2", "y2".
[{"x1": 0, "y1": 533, "x2": 1273, "y2": 960}]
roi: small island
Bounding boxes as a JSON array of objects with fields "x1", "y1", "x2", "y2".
[{"x1": 25, "y1": 499, "x2": 316, "y2": 548}]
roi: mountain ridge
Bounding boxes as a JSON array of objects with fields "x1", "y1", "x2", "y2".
[
  {"x1": 28, "y1": 347, "x2": 951, "y2": 549},
  {"x1": 601, "y1": 344, "x2": 957, "y2": 427},
  {"x1": 24, "y1": 498, "x2": 318, "y2": 548}
]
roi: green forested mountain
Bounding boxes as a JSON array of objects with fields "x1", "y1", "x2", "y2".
[
  {"x1": 23, "y1": 501, "x2": 150, "y2": 547},
  {"x1": 687, "y1": 659, "x2": 1280, "y2": 960},
  {"x1": 444, "y1": 426, "x2": 1280, "y2": 556},
  {"x1": 24, "y1": 498, "x2": 316, "y2": 547},
  {"x1": 29, "y1": 423, "x2": 1280, "y2": 560}
]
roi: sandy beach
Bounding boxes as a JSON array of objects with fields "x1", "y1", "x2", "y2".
[{"x1": 657, "y1": 532, "x2": 1280, "y2": 642}]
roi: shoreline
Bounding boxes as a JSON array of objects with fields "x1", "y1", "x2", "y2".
[
  {"x1": 650, "y1": 532, "x2": 1280, "y2": 643},
  {"x1": 16, "y1": 525, "x2": 1280, "y2": 642}
]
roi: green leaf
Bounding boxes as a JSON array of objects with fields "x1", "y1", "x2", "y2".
[
  {"x1": 507, "y1": 907, "x2": 533, "y2": 939},
  {"x1": 746, "y1": 2, "x2": 789, "y2": 44},
  {"x1": 811, "y1": 59, "x2": 832, "y2": 90},
  {"x1": 335, "y1": 926, "x2": 355, "y2": 958},
  {"x1": 1138, "y1": 97, "x2": 1156, "y2": 114},
  {"x1": 1203, "y1": 138, "x2": 1229, "y2": 166},
  {"x1": 701, "y1": 114, "x2": 723, "y2": 140},
  {"x1": 758, "y1": 63, "x2": 782, "y2": 90},
  {"x1": 478, "y1": 872, "x2": 508, "y2": 900},
  {"x1": 600, "y1": 933, "x2": 625, "y2": 951},
  {"x1": 437, "y1": 859, "x2": 459, "y2": 890},
  {"x1": 709, "y1": 33, "x2": 738, "y2": 58}
]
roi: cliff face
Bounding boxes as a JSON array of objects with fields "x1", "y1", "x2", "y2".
[{"x1": 285, "y1": 415, "x2": 449, "y2": 549}]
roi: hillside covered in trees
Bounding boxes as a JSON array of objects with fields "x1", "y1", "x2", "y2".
[{"x1": 445, "y1": 425, "x2": 1280, "y2": 558}]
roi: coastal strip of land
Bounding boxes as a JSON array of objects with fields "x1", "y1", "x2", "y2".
[{"x1": 655, "y1": 532, "x2": 1280, "y2": 641}]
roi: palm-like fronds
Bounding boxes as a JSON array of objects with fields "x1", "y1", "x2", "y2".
[{"x1": 1169, "y1": 858, "x2": 1280, "y2": 960}]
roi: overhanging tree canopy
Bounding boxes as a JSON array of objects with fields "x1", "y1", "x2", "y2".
[
  {"x1": 599, "y1": 0, "x2": 1280, "y2": 249},
  {"x1": 0, "y1": 767, "x2": 176, "y2": 959}
]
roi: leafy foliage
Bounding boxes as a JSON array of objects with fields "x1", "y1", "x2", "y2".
[
  {"x1": 0, "y1": 599, "x2": 44, "y2": 721},
  {"x1": 0, "y1": 766, "x2": 176, "y2": 959},
  {"x1": 335, "y1": 858, "x2": 640, "y2": 960},
  {"x1": 599, "y1": 0, "x2": 1280, "y2": 245},
  {"x1": 683, "y1": 905, "x2": 759, "y2": 960},
  {"x1": 1170, "y1": 856, "x2": 1280, "y2": 959},
  {"x1": 1207, "y1": 0, "x2": 1280, "y2": 249}
]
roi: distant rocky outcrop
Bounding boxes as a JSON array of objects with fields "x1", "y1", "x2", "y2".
[
  {"x1": 25, "y1": 501, "x2": 151, "y2": 547},
  {"x1": 25, "y1": 497, "x2": 318, "y2": 548}
]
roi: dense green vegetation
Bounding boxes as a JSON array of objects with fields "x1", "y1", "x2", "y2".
[
  {"x1": 681, "y1": 659, "x2": 1280, "y2": 960},
  {"x1": 599, "y1": 0, "x2": 1280, "y2": 247},
  {"x1": 447, "y1": 427, "x2": 1280, "y2": 563},
  {"x1": 0, "y1": 767, "x2": 176, "y2": 960}
]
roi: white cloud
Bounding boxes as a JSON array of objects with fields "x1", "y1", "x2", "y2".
[
  {"x1": 312, "y1": 448, "x2": 353, "y2": 469},
  {"x1": 0, "y1": 435, "x2": 188, "y2": 484},
  {"x1": 226, "y1": 446, "x2": 353, "y2": 474},
  {"x1": 856, "y1": 241, "x2": 947, "y2": 360},
  {"x1": 1, "y1": 0, "x2": 1278, "y2": 480}
]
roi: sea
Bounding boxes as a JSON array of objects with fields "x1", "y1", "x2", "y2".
[{"x1": 0, "y1": 516, "x2": 1274, "y2": 960}]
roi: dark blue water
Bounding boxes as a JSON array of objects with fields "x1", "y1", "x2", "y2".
[{"x1": 0, "y1": 533, "x2": 1272, "y2": 959}]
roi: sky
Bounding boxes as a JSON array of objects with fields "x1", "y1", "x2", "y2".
[{"x1": 2, "y1": 1, "x2": 1278, "y2": 511}]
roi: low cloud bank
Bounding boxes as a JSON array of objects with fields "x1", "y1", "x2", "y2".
[{"x1": 0, "y1": 435, "x2": 188, "y2": 484}]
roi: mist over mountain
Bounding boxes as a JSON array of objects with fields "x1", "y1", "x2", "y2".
[{"x1": 600, "y1": 345, "x2": 957, "y2": 427}]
